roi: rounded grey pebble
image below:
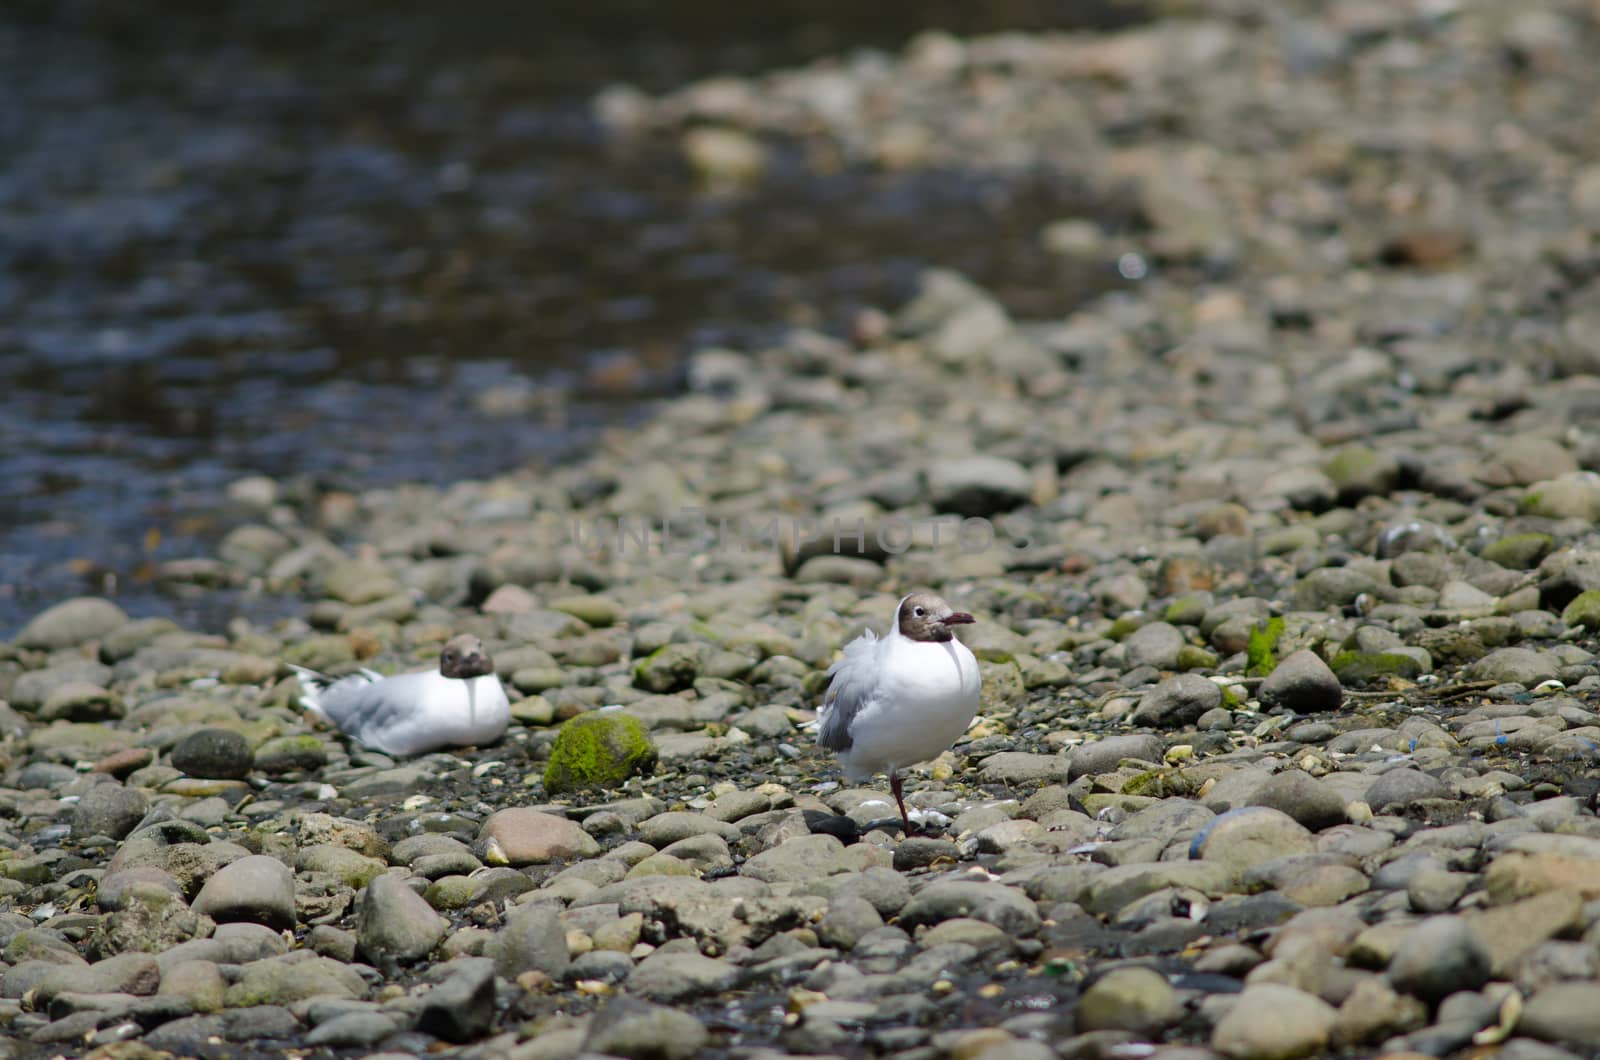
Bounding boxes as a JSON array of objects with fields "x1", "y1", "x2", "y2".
[
  {"x1": 1130, "y1": 673, "x2": 1223, "y2": 728},
  {"x1": 170, "y1": 728, "x2": 254, "y2": 780},
  {"x1": 1258, "y1": 649, "x2": 1343, "y2": 713},
  {"x1": 14, "y1": 596, "x2": 129, "y2": 650},
  {"x1": 566, "y1": 949, "x2": 634, "y2": 984},
  {"x1": 1387, "y1": 915, "x2": 1491, "y2": 1004},
  {"x1": 1469, "y1": 647, "x2": 1560, "y2": 687},
  {"x1": 1211, "y1": 982, "x2": 1335, "y2": 1058},
  {"x1": 1123, "y1": 622, "x2": 1186, "y2": 671},
  {"x1": 72, "y1": 782, "x2": 149, "y2": 840},
  {"x1": 814, "y1": 894, "x2": 884, "y2": 950},
  {"x1": 1193, "y1": 807, "x2": 1314, "y2": 875},
  {"x1": 1519, "y1": 981, "x2": 1600, "y2": 1047},
  {"x1": 414, "y1": 960, "x2": 497, "y2": 1043},
  {"x1": 1068, "y1": 734, "x2": 1166, "y2": 780},
  {"x1": 1076, "y1": 965, "x2": 1182, "y2": 1034},
  {"x1": 1365, "y1": 768, "x2": 1448, "y2": 812},
  {"x1": 1405, "y1": 865, "x2": 1473, "y2": 914},
  {"x1": 582, "y1": 996, "x2": 709, "y2": 1060},
  {"x1": 307, "y1": 925, "x2": 358, "y2": 962},
  {"x1": 1247, "y1": 769, "x2": 1346, "y2": 832},
  {"x1": 927, "y1": 455, "x2": 1032, "y2": 517},
  {"x1": 357, "y1": 873, "x2": 447, "y2": 965},
  {"x1": 490, "y1": 903, "x2": 569, "y2": 981},
  {"x1": 801, "y1": 866, "x2": 913, "y2": 918},
  {"x1": 898, "y1": 881, "x2": 1041, "y2": 936},
  {"x1": 190, "y1": 854, "x2": 296, "y2": 931},
  {"x1": 304, "y1": 1011, "x2": 406, "y2": 1048},
  {"x1": 892, "y1": 836, "x2": 959, "y2": 871}
]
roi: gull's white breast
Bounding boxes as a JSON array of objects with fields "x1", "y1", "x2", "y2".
[{"x1": 837, "y1": 635, "x2": 980, "y2": 780}]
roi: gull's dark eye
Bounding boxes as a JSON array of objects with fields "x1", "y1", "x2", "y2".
[{"x1": 913, "y1": 606, "x2": 925, "y2": 617}]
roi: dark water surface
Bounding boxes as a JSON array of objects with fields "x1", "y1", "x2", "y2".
[{"x1": 0, "y1": 1, "x2": 1144, "y2": 637}]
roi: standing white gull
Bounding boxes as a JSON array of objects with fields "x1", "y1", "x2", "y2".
[
  {"x1": 817, "y1": 591, "x2": 982, "y2": 833},
  {"x1": 289, "y1": 634, "x2": 510, "y2": 756}
]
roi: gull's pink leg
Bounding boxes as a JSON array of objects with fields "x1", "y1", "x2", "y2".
[{"x1": 890, "y1": 772, "x2": 917, "y2": 835}]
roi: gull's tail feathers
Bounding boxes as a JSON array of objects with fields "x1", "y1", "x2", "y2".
[{"x1": 285, "y1": 664, "x2": 329, "y2": 722}]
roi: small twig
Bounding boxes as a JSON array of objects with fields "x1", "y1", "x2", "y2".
[{"x1": 1417, "y1": 680, "x2": 1499, "y2": 701}]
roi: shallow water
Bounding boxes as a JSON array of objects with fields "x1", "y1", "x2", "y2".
[{"x1": 0, "y1": 1, "x2": 1144, "y2": 637}]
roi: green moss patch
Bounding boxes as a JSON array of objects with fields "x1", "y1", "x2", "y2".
[
  {"x1": 1562, "y1": 590, "x2": 1600, "y2": 631},
  {"x1": 543, "y1": 711, "x2": 658, "y2": 795},
  {"x1": 1480, "y1": 532, "x2": 1555, "y2": 571},
  {"x1": 1328, "y1": 651, "x2": 1425, "y2": 686},
  {"x1": 1245, "y1": 617, "x2": 1285, "y2": 678}
]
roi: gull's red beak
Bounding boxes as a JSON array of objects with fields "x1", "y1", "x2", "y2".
[{"x1": 942, "y1": 612, "x2": 975, "y2": 626}]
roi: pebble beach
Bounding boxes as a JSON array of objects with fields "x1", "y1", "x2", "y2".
[{"x1": 9, "y1": 2, "x2": 1600, "y2": 1058}]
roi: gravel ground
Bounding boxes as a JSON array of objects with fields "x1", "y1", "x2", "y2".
[{"x1": 7, "y1": 1, "x2": 1600, "y2": 1058}]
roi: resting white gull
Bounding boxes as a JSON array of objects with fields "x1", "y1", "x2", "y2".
[
  {"x1": 816, "y1": 591, "x2": 982, "y2": 833},
  {"x1": 289, "y1": 634, "x2": 510, "y2": 756}
]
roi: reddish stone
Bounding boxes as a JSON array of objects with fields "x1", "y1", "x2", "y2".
[{"x1": 93, "y1": 747, "x2": 155, "y2": 779}]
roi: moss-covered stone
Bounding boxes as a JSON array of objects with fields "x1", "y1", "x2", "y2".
[
  {"x1": 511, "y1": 667, "x2": 566, "y2": 694},
  {"x1": 1480, "y1": 532, "x2": 1556, "y2": 571},
  {"x1": 510, "y1": 695, "x2": 556, "y2": 726},
  {"x1": 254, "y1": 734, "x2": 328, "y2": 775},
  {"x1": 747, "y1": 654, "x2": 810, "y2": 684},
  {"x1": 543, "y1": 712, "x2": 658, "y2": 795},
  {"x1": 1108, "y1": 613, "x2": 1150, "y2": 641},
  {"x1": 1520, "y1": 474, "x2": 1600, "y2": 521},
  {"x1": 1176, "y1": 645, "x2": 1219, "y2": 671},
  {"x1": 1329, "y1": 651, "x2": 1426, "y2": 686},
  {"x1": 972, "y1": 646, "x2": 1018, "y2": 665},
  {"x1": 1079, "y1": 793, "x2": 1162, "y2": 816},
  {"x1": 27, "y1": 722, "x2": 131, "y2": 763},
  {"x1": 38, "y1": 682, "x2": 122, "y2": 723},
  {"x1": 424, "y1": 875, "x2": 489, "y2": 910},
  {"x1": 1322, "y1": 444, "x2": 1399, "y2": 500},
  {"x1": 549, "y1": 594, "x2": 620, "y2": 628},
  {"x1": 979, "y1": 660, "x2": 1025, "y2": 711},
  {"x1": 0, "y1": 856, "x2": 54, "y2": 885},
  {"x1": 282, "y1": 634, "x2": 357, "y2": 671},
  {"x1": 223, "y1": 955, "x2": 366, "y2": 1008},
  {"x1": 1120, "y1": 769, "x2": 1196, "y2": 799},
  {"x1": 632, "y1": 644, "x2": 702, "y2": 693},
  {"x1": 801, "y1": 670, "x2": 832, "y2": 699},
  {"x1": 1412, "y1": 627, "x2": 1488, "y2": 665},
  {"x1": 1163, "y1": 593, "x2": 1212, "y2": 627},
  {"x1": 296, "y1": 844, "x2": 386, "y2": 889},
  {"x1": 1562, "y1": 590, "x2": 1600, "y2": 631},
  {"x1": 88, "y1": 885, "x2": 213, "y2": 959},
  {"x1": 1022, "y1": 656, "x2": 1072, "y2": 689},
  {"x1": 625, "y1": 853, "x2": 698, "y2": 878},
  {"x1": 1246, "y1": 617, "x2": 1285, "y2": 678}
]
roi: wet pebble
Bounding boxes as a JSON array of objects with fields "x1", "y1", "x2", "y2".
[{"x1": 170, "y1": 728, "x2": 255, "y2": 781}]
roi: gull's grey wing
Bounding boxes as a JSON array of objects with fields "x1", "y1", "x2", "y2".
[
  {"x1": 818, "y1": 630, "x2": 880, "y2": 752},
  {"x1": 318, "y1": 670, "x2": 427, "y2": 743}
]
